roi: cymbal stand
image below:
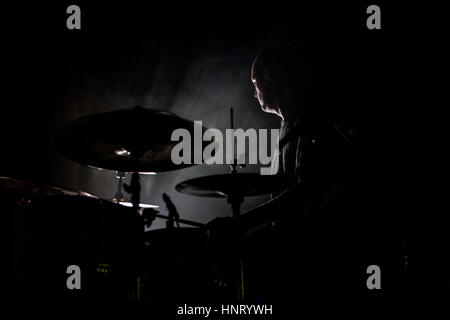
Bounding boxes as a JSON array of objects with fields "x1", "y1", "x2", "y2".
[
  {"x1": 123, "y1": 152, "x2": 143, "y2": 212},
  {"x1": 113, "y1": 171, "x2": 126, "y2": 203},
  {"x1": 123, "y1": 172, "x2": 141, "y2": 211},
  {"x1": 228, "y1": 107, "x2": 245, "y2": 301},
  {"x1": 122, "y1": 155, "x2": 144, "y2": 302}
]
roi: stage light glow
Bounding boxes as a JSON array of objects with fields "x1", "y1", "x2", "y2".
[
  {"x1": 115, "y1": 148, "x2": 131, "y2": 156},
  {"x1": 119, "y1": 201, "x2": 158, "y2": 208}
]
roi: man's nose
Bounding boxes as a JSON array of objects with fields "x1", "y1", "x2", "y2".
[{"x1": 254, "y1": 91, "x2": 258, "y2": 99}]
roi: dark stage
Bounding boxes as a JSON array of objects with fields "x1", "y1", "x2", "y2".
[{"x1": 0, "y1": 1, "x2": 447, "y2": 316}]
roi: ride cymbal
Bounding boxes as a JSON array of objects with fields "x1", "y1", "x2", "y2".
[{"x1": 53, "y1": 106, "x2": 207, "y2": 172}]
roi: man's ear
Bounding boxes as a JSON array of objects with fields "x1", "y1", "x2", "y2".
[{"x1": 263, "y1": 67, "x2": 272, "y2": 84}]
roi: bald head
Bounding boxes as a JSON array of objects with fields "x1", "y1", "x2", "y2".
[{"x1": 251, "y1": 42, "x2": 336, "y2": 120}]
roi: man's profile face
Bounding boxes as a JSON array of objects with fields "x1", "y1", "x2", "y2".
[
  {"x1": 251, "y1": 77, "x2": 266, "y2": 111},
  {"x1": 251, "y1": 59, "x2": 278, "y2": 115}
]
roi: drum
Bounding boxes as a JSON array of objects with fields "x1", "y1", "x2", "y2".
[
  {"x1": 141, "y1": 227, "x2": 211, "y2": 302},
  {"x1": 26, "y1": 195, "x2": 142, "y2": 301},
  {"x1": 0, "y1": 178, "x2": 142, "y2": 303}
]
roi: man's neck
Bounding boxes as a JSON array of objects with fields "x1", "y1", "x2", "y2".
[{"x1": 280, "y1": 105, "x2": 302, "y2": 122}]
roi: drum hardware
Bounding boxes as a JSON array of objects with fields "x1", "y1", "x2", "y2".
[
  {"x1": 40, "y1": 105, "x2": 291, "y2": 301},
  {"x1": 174, "y1": 109, "x2": 292, "y2": 301},
  {"x1": 141, "y1": 196, "x2": 205, "y2": 230},
  {"x1": 228, "y1": 107, "x2": 245, "y2": 301},
  {"x1": 0, "y1": 186, "x2": 142, "y2": 301},
  {"x1": 123, "y1": 171, "x2": 141, "y2": 211},
  {"x1": 2, "y1": 106, "x2": 217, "y2": 302},
  {"x1": 53, "y1": 104, "x2": 208, "y2": 223},
  {"x1": 176, "y1": 172, "x2": 291, "y2": 301},
  {"x1": 112, "y1": 172, "x2": 159, "y2": 211},
  {"x1": 142, "y1": 210, "x2": 205, "y2": 229},
  {"x1": 112, "y1": 171, "x2": 126, "y2": 203},
  {"x1": 139, "y1": 196, "x2": 208, "y2": 301},
  {"x1": 162, "y1": 193, "x2": 180, "y2": 228}
]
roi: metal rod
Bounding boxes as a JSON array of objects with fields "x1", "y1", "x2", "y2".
[
  {"x1": 154, "y1": 213, "x2": 205, "y2": 229},
  {"x1": 230, "y1": 107, "x2": 238, "y2": 173}
]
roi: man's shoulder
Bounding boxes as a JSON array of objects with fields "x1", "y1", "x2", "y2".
[{"x1": 281, "y1": 111, "x2": 355, "y2": 149}]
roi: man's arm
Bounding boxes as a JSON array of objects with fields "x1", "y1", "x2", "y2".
[{"x1": 241, "y1": 118, "x2": 353, "y2": 229}]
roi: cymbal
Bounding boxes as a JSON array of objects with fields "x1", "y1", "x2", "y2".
[
  {"x1": 53, "y1": 106, "x2": 206, "y2": 172},
  {"x1": 0, "y1": 176, "x2": 98, "y2": 198},
  {"x1": 175, "y1": 173, "x2": 292, "y2": 198}
]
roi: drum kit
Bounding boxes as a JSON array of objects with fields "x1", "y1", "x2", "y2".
[{"x1": 0, "y1": 106, "x2": 291, "y2": 303}]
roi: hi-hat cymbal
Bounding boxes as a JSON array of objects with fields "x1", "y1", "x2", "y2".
[
  {"x1": 53, "y1": 106, "x2": 206, "y2": 172},
  {"x1": 175, "y1": 173, "x2": 292, "y2": 198},
  {"x1": 0, "y1": 176, "x2": 98, "y2": 198}
]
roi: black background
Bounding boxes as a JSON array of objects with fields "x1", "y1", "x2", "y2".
[{"x1": 1, "y1": 0, "x2": 447, "y2": 315}]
